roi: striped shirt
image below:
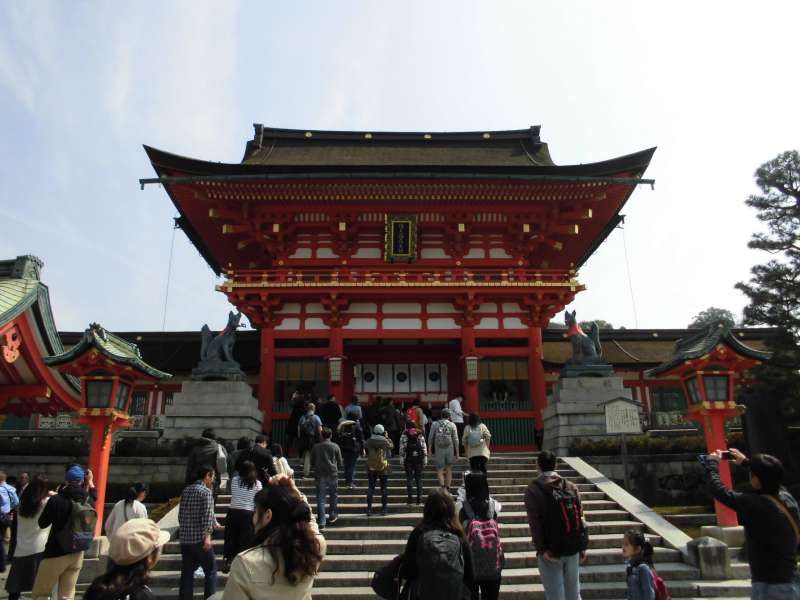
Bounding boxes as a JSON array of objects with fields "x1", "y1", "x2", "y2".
[{"x1": 229, "y1": 475, "x2": 262, "y2": 512}]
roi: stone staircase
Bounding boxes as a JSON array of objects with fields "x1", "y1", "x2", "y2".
[{"x1": 148, "y1": 453, "x2": 753, "y2": 598}]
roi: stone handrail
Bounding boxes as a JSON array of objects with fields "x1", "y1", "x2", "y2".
[{"x1": 562, "y1": 456, "x2": 694, "y2": 563}]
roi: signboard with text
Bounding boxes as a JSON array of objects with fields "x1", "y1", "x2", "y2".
[{"x1": 605, "y1": 398, "x2": 642, "y2": 435}]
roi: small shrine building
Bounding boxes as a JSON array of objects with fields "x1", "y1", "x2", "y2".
[{"x1": 141, "y1": 125, "x2": 657, "y2": 447}]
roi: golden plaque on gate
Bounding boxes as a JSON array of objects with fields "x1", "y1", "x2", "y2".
[{"x1": 384, "y1": 214, "x2": 417, "y2": 262}]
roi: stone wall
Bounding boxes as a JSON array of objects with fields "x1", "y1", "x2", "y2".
[
  {"x1": 582, "y1": 453, "x2": 714, "y2": 506},
  {"x1": 0, "y1": 455, "x2": 186, "y2": 499}
]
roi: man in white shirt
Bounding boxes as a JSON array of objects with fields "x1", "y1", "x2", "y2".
[{"x1": 448, "y1": 395, "x2": 467, "y2": 453}]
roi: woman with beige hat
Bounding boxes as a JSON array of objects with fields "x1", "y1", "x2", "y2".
[{"x1": 84, "y1": 518, "x2": 170, "y2": 600}]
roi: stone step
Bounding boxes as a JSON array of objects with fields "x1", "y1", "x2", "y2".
[
  {"x1": 204, "y1": 509, "x2": 629, "y2": 531},
  {"x1": 289, "y1": 482, "x2": 598, "y2": 495},
  {"x1": 216, "y1": 489, "x2": 606, "y2": 504},
  {"x1": 164, "y1": 532, "x2": 664, "y2": 557},
  {"x1": 154, "y1": 546, "x2": 683, "y2": 572},
  {"x1": 214, "y1": 499, "x2": 620, "y2": 516},
  {"x1": 148, "y1": 562, "x2": 699, "y2": 588}
]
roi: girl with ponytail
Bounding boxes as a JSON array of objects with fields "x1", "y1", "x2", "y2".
[
  {"x1": 223, "y1": 474, "x2": 326, "y2": 599},
  {"x1": 622, "y1": 529, "x2": 656, "y2": 600}
]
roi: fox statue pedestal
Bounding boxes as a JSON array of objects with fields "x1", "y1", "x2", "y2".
[
  {"x1": 160, "y1": 381, "x2": 264, "y2": 440},
  {"x1": 542, "y1": 376, "x2": 638, "y2": 456}
]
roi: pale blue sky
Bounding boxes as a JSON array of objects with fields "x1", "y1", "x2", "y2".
[{"x1": 1, "y1": 2, "x2": 798, "y2": 332}]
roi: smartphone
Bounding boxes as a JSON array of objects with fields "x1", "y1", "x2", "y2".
[{"x1": 720, "y1": 450, "x2": 734, "y2": 460}]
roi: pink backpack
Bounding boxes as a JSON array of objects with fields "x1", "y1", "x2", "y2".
[
  {"x1": 653, "y1": 569, "x2": 672, "y2": 600},
  {"x1": 463, "y1": 501, "x2": 504, "y2": 581}
]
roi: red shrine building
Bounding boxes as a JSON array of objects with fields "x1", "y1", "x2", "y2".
[{"x1": 141, "y1": 125, "x2": 657, "y2": 447}]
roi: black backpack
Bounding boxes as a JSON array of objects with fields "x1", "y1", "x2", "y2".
[
  {"x1": 338, "y1": 426, "x2": 356, "y2": 453},
  {"x1": 415, "y1": 528, "x2": 466, "y2": 600},
  {"x1": 536, "y1": 480, "x2": 585, "y2": 556},
  {"x1": 405, "y1": 431, "x2": 424, "y2": 465}
]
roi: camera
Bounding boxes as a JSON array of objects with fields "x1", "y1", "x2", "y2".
[{"x1": 720, "y1": 450, "x2": 734, "y2": 461}]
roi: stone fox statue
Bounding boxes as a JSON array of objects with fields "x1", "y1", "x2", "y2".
[
  {"x1": 200, "y1": 311, "x2": 242, "y2": 363},
  {"x1": 564, "y1": 310, "x2": 602, "y2": 363}
]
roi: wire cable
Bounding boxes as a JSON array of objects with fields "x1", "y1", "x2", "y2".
[
  {"x1": 620, "y1": 224, "x2": 640, "y2": 328},
  {"x1": 161, "y1": 219, "x2": 178, "y2": 331}
]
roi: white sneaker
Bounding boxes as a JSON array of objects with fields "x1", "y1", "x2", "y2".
[{"x1": 194, "y1": 567, "x2": 204, "y2": 578}]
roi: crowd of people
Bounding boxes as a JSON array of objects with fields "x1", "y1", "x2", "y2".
[{"x1": 0, "y1": 395, "x2": 796, "y2": 600}]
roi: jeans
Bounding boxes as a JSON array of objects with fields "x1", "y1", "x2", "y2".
[
  {"x1": 316, "y1": 476, "x2": 338, "y2": 528},
  {"x1": 405, "y1": 462, "x2": 423, "y2": 501},
  {"x1": 469, "y1": 456, "x2": 488, "y2": 474},
  {"x1": 538, "y1": 552, "x2": 581, "y2": 600},
  {"x1": 367, "y1": 472, "x2": 388, "y2": 510},
  {"x1": 0, "y1": 521, "x2": 7, "y2": 571},
  {"x1": 344, "y1": 452, "x2": 359, "y2": 486},
  {"x1": 302, "y1": 450, "x2": 312, "y2": 477},
  {"x1": 179, "y1": 543, "x2": 217, "y2": 600},
  {"x1": 751, "y1": 580, "x2": 800, "y2": 600}
]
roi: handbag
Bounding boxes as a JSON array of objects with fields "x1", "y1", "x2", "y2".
[
  {"x1": 767, "y1": 494, "x2": 800, "y2": 546},
  {"x1": 371, "y1": 554, "x2": 404, "y2": 600}
]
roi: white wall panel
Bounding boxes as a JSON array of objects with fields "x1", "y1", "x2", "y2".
[
  {"x1": 345, "y1": 303, "x2": 378, "y2": 313},
  {"x1": 276, "y1": 303, "x2": 301, "y2": 314},
  {"x1": 475, "y1": 317, "x2": 499, "y2": 329},
  {"x1": 344, "y1": 318, "x2": 378, "y2": 329},
  {"x1": 304, "y1": 318, "x2": 329, "y2": 330},
  {"x1": 316, "y1": 247, "x2": 339, "y2": 258},
  {"x1": 383, "y1": 318, "x2": 422, "y2": 329},
  {"x1": 427, "y1": 303, "x2": 457, "y2": 313},
  {"x1": 352, "y1": 247, "x2": 382, "y2": 258},
  {"x1": 503, "y1": 317, "x2": 527, "y2": 329},
  {"x1": 288, "y1": 247, "x2": 312, "y2": 259},
  {"x1": 383, "y1": 303, "x2": 422, "y2": 314},
  {"x1": 275, "y1": 318, "x2": 300, "y2": 330},
  {"x1": 427, "y1": 318, "x2": 459, "y2": 329}
]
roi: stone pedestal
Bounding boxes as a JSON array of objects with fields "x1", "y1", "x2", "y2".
[
  {"x1": 542, "y1": 376, "x2": 636, "y2": 456},
  {"x1": 161, "y1": 381, "x2": 263, "y2": 441}
]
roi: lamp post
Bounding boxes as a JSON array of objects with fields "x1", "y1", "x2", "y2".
[
  {"x1": 44, "y1": 324, "x2": 170, "y2": 534},
  {"x1": 647, "y1": 321, "x2": 770, "y2": 527}
]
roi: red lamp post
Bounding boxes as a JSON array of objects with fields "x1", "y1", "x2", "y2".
[
  {"x1": 648, "y1": 322, "x2": 770, "y2": 527},
  {"x1": 44, "y1": 324, "x2": 171, "y2": 534}
]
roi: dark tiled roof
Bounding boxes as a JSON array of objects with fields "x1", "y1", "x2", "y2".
[
  {"x1": 144, "y1": 125, "x2": 655, "y2": 177},
  {"x1": 242, "y1": 125, "x2": 556, "y2": 168},
  {"x1": 646, "y1": 321, "x2": 773, "y2": 376}
]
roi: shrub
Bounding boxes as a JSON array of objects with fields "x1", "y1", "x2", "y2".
[{"x1": 569, "y1": 432, "x2": 747, "y2": 456}]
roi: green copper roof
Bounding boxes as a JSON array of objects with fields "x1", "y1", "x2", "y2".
[
  {"x1": 44, "y1": 323, "x2": 171, "y2": 380},
  {"x1": 0, "y1": 255, "x2": 81, "y2": 397},
  {"x1": 647, "y1": 321, "x2": 772, "y2": 376}
]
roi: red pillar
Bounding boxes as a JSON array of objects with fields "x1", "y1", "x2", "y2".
[
  {"x1": 86, "y1": 418, "x2": 114, "y2": 536},
  {"x1": 461, "y1": 326, "x2": 479, "y2": 414},
  {"x1": 705, "y1": 412, "x2": 739, "y2": 527},
  {"x1": 329, "y1": 326, "x2": 344, "y2": 405},
  {"x1": 528, "y1": 326, "x2": 547, "y2": 431},
  {"x1": 259, "y1": 327, "x2": 275, "y2": 433}
]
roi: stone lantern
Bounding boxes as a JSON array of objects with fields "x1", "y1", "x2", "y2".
[
  {"x1": 44, "y1": 324, "x2": 171, "y2": 533},
  {"x1": 648, "y1": 321, "x2": 770, "y2": 527}
]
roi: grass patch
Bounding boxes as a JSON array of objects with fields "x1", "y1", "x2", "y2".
[
  {"x1": 150, "y1": 497, "x2": 180, "y2": 523},
  {"x1": 653, "y1": 505, "x2": 711, "y2": 516}
]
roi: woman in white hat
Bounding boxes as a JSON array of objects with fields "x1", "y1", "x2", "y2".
[{"x1": 84, "y1": 518, "x2": 170, "y2": 600}]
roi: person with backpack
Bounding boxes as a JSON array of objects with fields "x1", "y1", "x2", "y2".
[
  {"x1": 31, "y1": 465, "x2": 94, "y2": 600},
  {"x1": 701, "y1": 449, "x2": 800, "y2": 597},
  {"x1": 365, "y1": 424, "x2": 394, "y2": 517},
  {"x1": 406, "y1": 399, "x2": 425, "y2": 432},
  {"x1": 337, "y1": 418, "x2": 365, "y2": 489},
  {"x1": 5, "y1": 476, "x2": 50, "y2": 600},
  {"x1": 399, "y1": 424, "x2": 428, "y2": 505},
  {"x1": 462, "y1": 413, "x2": 492, "y2": 475},
  {"x1": 298, "y1": 403, "x2": 323, "y2": 480},
  {"x1": 428, "y1": 408, "x2": 460, "y2": 492},
  {"x1": 400, "y1": 488, "x2": 475, "y2": 600},
  {"x1": 84, "y1": 518, "x2": 170, "y2": 600},
  {"x1": 622, "y1": 529, "x2": 658, "y2": 600},
  {"x1": 344, "y1": 396, "x2": 364, "y2": 424},
  {"x1": 0, "y1": 470, "x2": 20, "y2": 571},
  {"x1": 524, "y1": 451, "x2": 588, "y2": 600},
  {"x1": 459, "y1": 472, "x2": 504, "y2": 600}
]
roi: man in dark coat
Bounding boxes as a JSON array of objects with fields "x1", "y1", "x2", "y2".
[
  {"x1": 235, "y1": 434, "x2": 277, "y2": 484},
  {"x1": 185, "y1": 428, "x2": 227, "y2": 489}
]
